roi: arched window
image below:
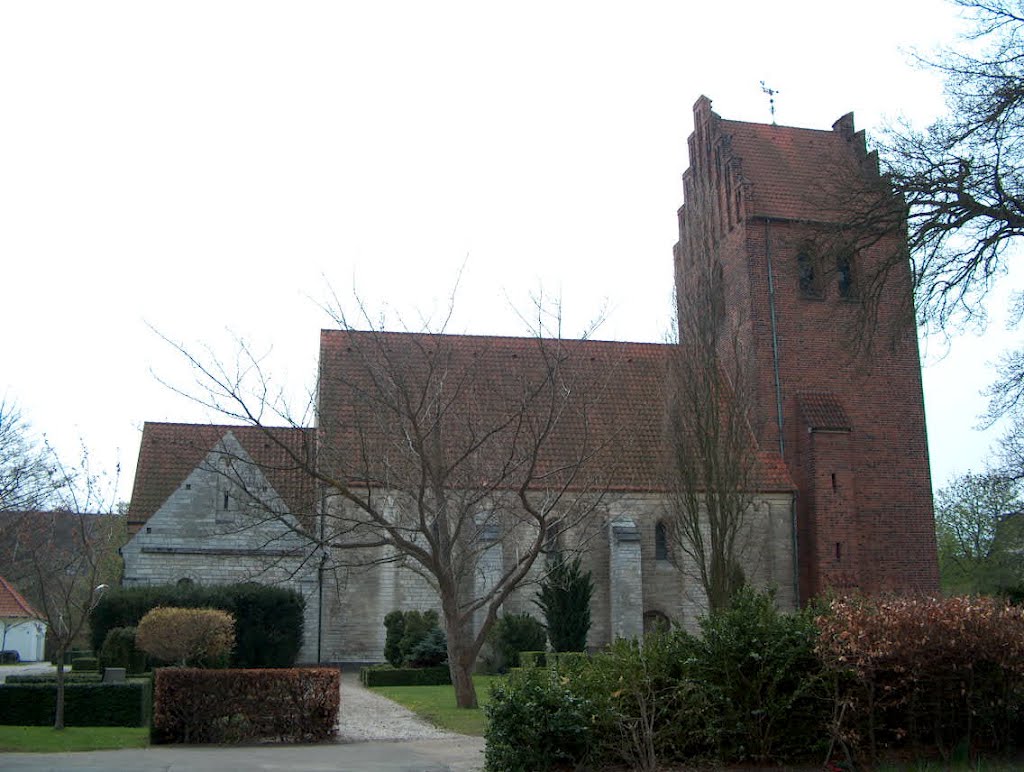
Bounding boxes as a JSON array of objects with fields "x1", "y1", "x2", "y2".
[
  {"x1": 643, "y1": 610, "x2": 671, "y2": 635},
  {"x1": 655, "y1": 521, "x2": 669, "y2": 561}
]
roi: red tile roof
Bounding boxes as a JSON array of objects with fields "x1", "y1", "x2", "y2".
[
  {"x1": 721, "y1": 118, "x2": 866, "y2": 223},
  {"x1": 127, "y1": 423, "x2": 315, "y2": 530},
  {"x1": 0, "y1": 574, "x2": 40, "y2": 619},
  {"x1": 317, "y1": 330, "x2": 794, "y2": 495},
  {"x1": 797, "y1": 392, "x2": 852, "y2": 431}
]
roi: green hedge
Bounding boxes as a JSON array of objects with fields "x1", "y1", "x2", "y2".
[
  {"x1": 72, "y1": 656, "x2": 99, "y2": 672},
  {"x1": 359, "y1": 665, "x2": 452, "y2": 687},
  {"x1": 5, "y1": 673, "x2": 102, "y2": 684},
  {"x1": 518, "y1": 651, "x2": 546, "y2": 668},
  {"x1": 90, "y1": 583, "x2": 305, "y2": 667},
  {"x1": 0, "y1": 682, "x2": 150, "y2": 727}
]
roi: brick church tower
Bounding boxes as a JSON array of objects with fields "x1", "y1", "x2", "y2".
[{"x1": 674, "y1": 96, "x2": 939, "y2": 601}]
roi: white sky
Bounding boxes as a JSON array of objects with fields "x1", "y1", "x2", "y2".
[{"x1": 0, "y1": 0, "x2": 1011, "y2": 504}]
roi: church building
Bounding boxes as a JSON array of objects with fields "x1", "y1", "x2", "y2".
[{"x1": 122, "y1": 97, "x2": 939, "y2": 663}]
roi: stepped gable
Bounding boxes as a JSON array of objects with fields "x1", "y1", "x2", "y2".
[
  {"x1": 317, "y1": 329, "x2": 794, "y2": 493},
  {"x1": 689, "y1": 94, "x2": 882, "y2": 225},
  {"x1": 127, "y1": 422, "x2": 315, "y2": 531}
]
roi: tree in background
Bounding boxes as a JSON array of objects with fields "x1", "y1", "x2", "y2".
[
  {"x1": 934, "y1": 471, "x2": 1024, "y2": 595},
  {"x1": 535, "y1": 555, "x2": 593, "y2": 652},
  {"x1": 0, "y1": 402, "x2": 122, "y2": 729}
]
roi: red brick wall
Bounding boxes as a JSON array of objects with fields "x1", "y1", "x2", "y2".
[{"x1": 675, "y1": 97, "x2": 939, "y2": 601}]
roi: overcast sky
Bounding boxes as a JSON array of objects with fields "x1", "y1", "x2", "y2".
[{"x1": 1, "y1": 0, "x2": 1011, "y2": 504}]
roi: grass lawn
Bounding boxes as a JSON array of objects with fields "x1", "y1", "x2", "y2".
[
  {"x1": 371, "y1": 674, "x2": 503, "y2": 736},
  {"x1": 0, "y1": 726, "x2": 149, "y2": 753}
]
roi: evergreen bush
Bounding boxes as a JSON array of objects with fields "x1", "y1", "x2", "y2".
[
  {"x1": 380, "y1": 609, "x2": 443, "y2": 667},
  {"x1": 490, "y1": 613, "x2": 546, "y2": 671},
  {"x1": 407, "y1": 626, "x2": 447, "y2": 667},
  {"x1": 535, "y1": 555, "x2": 593, "y2": 652},
  {"x1": 136, "y1": 607, "x2": 235, "y2": 667},
  {"x1": 99, "y1": 626, "x2": 147, "y2": 674}
]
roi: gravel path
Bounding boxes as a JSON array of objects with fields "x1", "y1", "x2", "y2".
[{"x1": 336, "y1": 671, "x2": 468, "y2": 744}]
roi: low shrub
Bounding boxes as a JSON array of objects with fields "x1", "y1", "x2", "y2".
[
  {"x1": 152, "y1": 667, "x2": 339, "y2": 743},
  {"x1": 490, "y1": 613, "x2": 547, "y2": 671},
  {"x1": 0, "y1": 682, "x2": 150, "y2": 726},
  {"x1": 485, "y1": 666, "x2": 597, "y2": 772},
  {"x1": 136, "y1": 607, "x2": 235, "y2": 667},
  {"x1": 359, "y1": 664, "x2": 451, "y2": 687},
  {"x1": 6, "y1": 673, "x2": 102, "y2": 684},
  {"x1": 71, "y1": 656, "x2": 99, "y2": 672},
  {"x1": 0, "y1": 650, "x2": 20, "y2": 664}
]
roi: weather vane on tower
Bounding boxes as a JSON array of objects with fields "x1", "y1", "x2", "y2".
[{"x1": 760, "y1": 81, "x2": 779, "y2": 125}]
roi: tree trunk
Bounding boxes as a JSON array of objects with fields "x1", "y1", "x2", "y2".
[
  {"x1": 54, "y1": 651, "x2": 66, "y2": 730},
  {"x1": 442, "y1": 594, "x2": 480, "y2": 709},
  {"x1": 450, "y1": 653, "x2": 478, "y2": 709}
]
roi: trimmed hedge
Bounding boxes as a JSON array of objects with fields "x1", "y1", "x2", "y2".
[
  {"x1": 91, "y1": 583, "x2": 304, "y2": 668},
  {"x1": 71, "y1": 657, "x2": 99, "y2": 672},
  {"x1": 0, "y1": 682, "x2": 150, "y2": 726},
  {"x1": 359, "y1": 664, "x2": 452, "y2": 687},
  {"x1": 518, "y1": 651, "x2": 546, "y2": 668},
  {"x1": 5, "y1": 673, "x2": 102, "y2": 684},
  {"x1": 152, "y1": 667, "x2": 339, "y2": 743}
]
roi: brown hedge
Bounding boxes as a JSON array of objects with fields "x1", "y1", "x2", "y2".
[
  {"x1": 817, "y1": 595, "x2": 1024, "y2": 763},
  {"x1": 153, "y1": 667, "x2": 339, "y2": 743}
]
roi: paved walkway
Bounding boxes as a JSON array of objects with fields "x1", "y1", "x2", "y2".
[{"x1": 0, "y1": 668, "x2": 486, "y2": 772}]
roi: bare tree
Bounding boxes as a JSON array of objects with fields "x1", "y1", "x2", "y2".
[
  {"x1": 667, "y1": 178, "x2": 758, "y2": 613},
  {"x1": 0, "y1": 425, "x2": 123, "y2": 729},
  {"x1": 0, "y1": 400, "x2": 59, "y2": 513},
  {"x1": 162, "y1": 297, "x2": 617, "y2": 708},
  {"x1": 881, "y1": 0, "x2": 1024, "y2": 333}
]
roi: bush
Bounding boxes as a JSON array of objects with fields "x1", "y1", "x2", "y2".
[
  {"x1": 152, "y1": 667, "x2": 339, "y2": 743},
  {"x1": 71, "y1": 656, "x2": 99, "y2": 672},
  {"x1": 0, "y1": 682, "x2": 150, "y2": 726},
  {"x1": 0, "y1": 650, "x2": 20, "y2": 664},
  {"x1": 359, "y1": 664, "x2": 452, "y2": 687},
  {"x1": 99, "y1": 626, "x2": 147, "y2": 674},
  {"x1": 485, "y1": 666, "x2": 597, "y2": 772},
  {"x1": 491, "y1": 613, "x2": 547, "y2": 671},
  {"x1": 535, "y1": 555, "x2": 594, "y2": 652},
  {"x1": 583, "y1": 632, "x2": 708, "y2": 769},
  {"x1": 136, "y1": 607, "x2": 235, "y2": 667},
  {"x1": 690, "y1": 586, "x2": 827, "y2": 764},
  {"x1": 518, "y1": 651, "x2": 546, "y2": 668},
  {"x1": 817, "y1": 594, "x2": 1024, "y2": 764},
  {"x1": 90, "y1": 583, "x2": 304, "y2": 668},
  {"x1": 407, "y1": 627, "x2": 447, "y2": 668},
  {"x1": 380, "y1": 609, "x2": 444, "y2": 667}
]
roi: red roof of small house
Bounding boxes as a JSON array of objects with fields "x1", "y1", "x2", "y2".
[
  {"x1": 127, "y1": 423, "x2": 315, "y2": 531},
  {"x1": 0, "y1": 574, "x2": 40, "y2": 619}
]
